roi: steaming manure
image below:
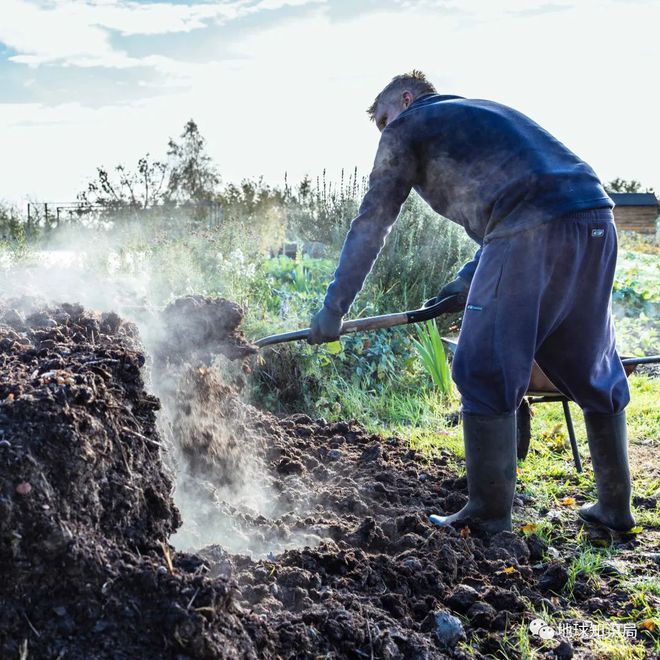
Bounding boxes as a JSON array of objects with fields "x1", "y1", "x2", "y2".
[
  {"x1": 0, "y1": 297, "x2": 265, "y2": 659},
  {"x1": 1, "y1": 299, "x2": 626, "y2": 659}
]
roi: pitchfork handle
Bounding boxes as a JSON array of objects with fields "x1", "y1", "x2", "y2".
[{"x1": 254, "y1": 294, "x2": 462, "y2": 348}]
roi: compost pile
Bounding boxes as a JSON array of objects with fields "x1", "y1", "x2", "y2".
[
  {"x1": 0, "y1": 299, "x2": 265, "y2": 659},
  {"x1": 0, "y1": 298, "x2": 602, "y2": 659}
]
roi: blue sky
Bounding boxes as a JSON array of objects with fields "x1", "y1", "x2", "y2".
[{"x1": 0, "y1": 0, "x2": 658, "y2": 204}]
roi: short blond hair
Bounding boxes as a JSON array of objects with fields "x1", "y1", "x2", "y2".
[{"x1": 367, "y1": 70, "x2": 436, "y2": 120}]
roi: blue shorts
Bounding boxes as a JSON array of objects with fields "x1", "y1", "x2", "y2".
[{"x1": 452, "y1": 209, "x2": 630, "y2": 416}]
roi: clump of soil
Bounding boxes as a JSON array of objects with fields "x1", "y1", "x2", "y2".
[{"x1": 157, "y1": 295, "x2": 256, "y2": 364}]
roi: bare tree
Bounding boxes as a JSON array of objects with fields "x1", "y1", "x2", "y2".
[{"x1": 79, "y1": 155, "x2": 168, "y2": 211}]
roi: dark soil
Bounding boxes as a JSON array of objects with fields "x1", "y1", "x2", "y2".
[
  {"x1": 1, "y1": 299, "x2": 656, "y2": 659},
  {"x1": 0, "y1": 299, "x2": 264, "y2": 659}
]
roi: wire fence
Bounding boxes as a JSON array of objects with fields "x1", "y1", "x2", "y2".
[{"x1": 25, "y1": 201, "x2": 225, "y2": 237}]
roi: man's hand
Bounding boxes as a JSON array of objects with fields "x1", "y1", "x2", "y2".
[
  {"x1": 424, "y1": 276, "x2": 470, "y2": 312},
  {"x1": 308, "y1": 306, "x2": 343, "y2": 345}
]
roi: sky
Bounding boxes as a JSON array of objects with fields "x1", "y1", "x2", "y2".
[{"x1": 0, "y1": 0, "x2": 658, "y2": 206}]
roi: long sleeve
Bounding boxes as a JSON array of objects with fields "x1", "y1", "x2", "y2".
[
  {"x1": 324, "y1": 126, "x2": 417, "y2": 316},
  {"x1": 456, "y1": 247, "x2": 482, "y2": 282}
]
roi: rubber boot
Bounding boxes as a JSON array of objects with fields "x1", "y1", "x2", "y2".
[
  {"x1": 578, "y1": 410, "x2": 635, "y2": 532},
  {"x1": 430, "y1": 412, "x2": 517, "y2": 534}
]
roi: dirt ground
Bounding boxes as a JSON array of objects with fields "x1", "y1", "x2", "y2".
[{"x1": 0, "y1": 298, "x2": 656, "y2": 659}]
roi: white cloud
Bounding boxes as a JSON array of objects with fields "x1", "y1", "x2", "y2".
[
  {"x1": 0, "y1": 0, "x2": 322, "y2": 68},
  {"x1": 75, "y1": 0, "x2": 246, "y2": 36},
  {"x1": 1, "y1": 0, "x2": 123, "y2": 68},
  {"x1": 255, "y1": 0, "x2": 323, "y2": 10}
]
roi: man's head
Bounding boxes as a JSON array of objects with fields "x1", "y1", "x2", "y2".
[{"x1": 367, "y1": 70, "x2": 436, "y2": 132}]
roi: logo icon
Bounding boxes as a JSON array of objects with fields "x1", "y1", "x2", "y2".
[
  {"x1": 529, "y1": 618, "x2": 556, "y2": 640},
  {"x1": 529, "y1": 618, "x2": 638, "y2": 640}
]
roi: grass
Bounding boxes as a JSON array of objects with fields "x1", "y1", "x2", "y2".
[
  {"x1": 497, "y1": 622, "x2": 535, "y2": 659},
  {"x1": 493, "y1": 603, "x2": 654, "y2": 659},
  {"x1": 622, "y1": 586, "x2": 660, "y2": 658},
  {"x1": 408, "y1": 425, "x2": 465, "y2": 462},
  {"x1": 593, "y1": 634, "x2": 647, "y2": 660},
  {"x1": 456, "y1": 634, "x2": 483, "y2": 657},
  {"x1": 520, "y1": 518, "x2": 557, "y2": 547},
  {"x1": 565, "y1": 545, "x2": 608, "y2": 595},
  {"x1": 626, "y1": 375, "x2": 660, "y2": 442}
]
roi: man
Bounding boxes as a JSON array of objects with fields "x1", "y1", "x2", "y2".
[{"x1": 308, "y1": 71, "x2": 634, "y2": 535}]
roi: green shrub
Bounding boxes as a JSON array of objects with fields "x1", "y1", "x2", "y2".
[
  {"x1": 0, "y1": 203, "x2": 27, "y2": 244},
  {"x1": 284, "y1": 169, "x2": 363, "y2": 246}
]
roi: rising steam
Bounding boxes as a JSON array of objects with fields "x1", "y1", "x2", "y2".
[{"x1": 0, "y1": 224, "x2": 320, "y2": 557}]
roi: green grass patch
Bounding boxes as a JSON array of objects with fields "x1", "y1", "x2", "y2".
[{"x1": 565, "y1": 545, "x2": 608, "y2": 595}]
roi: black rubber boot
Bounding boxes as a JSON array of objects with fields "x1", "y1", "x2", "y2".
[
  {"x1": 578, "y1": 410, "x2": 635, "y2": 532},
  {"x1": 430, "y1": 412, "x2": 517, "y2": 534}
]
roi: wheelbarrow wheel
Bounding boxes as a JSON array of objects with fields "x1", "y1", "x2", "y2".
[{"x1": 517, "y1": 399, "x2": 532, "y2": 461}]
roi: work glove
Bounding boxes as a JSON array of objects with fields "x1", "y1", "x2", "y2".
[
  {"x1": 424, "y1": 276, "x2": 470, "y2": 313},
  {"x1": 308, "y1": 306, "x2": 343, "y2": 345}
]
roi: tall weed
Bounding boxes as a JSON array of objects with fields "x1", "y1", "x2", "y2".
[{"x1": 412, "y1": 321, "x2": 453, "y2": 396}]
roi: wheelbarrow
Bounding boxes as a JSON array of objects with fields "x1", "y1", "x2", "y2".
[{"x1": 441, "y1": 338, "x2": 660, "y2": 472}]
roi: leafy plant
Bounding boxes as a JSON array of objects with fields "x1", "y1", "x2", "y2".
[{"x1": 412, "y1": 320, "x2": 452, "y2": 396}]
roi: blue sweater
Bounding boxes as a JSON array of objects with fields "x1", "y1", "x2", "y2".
[{"x1": 324, "y1": 94, "x2": 613, "y2": 315}]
